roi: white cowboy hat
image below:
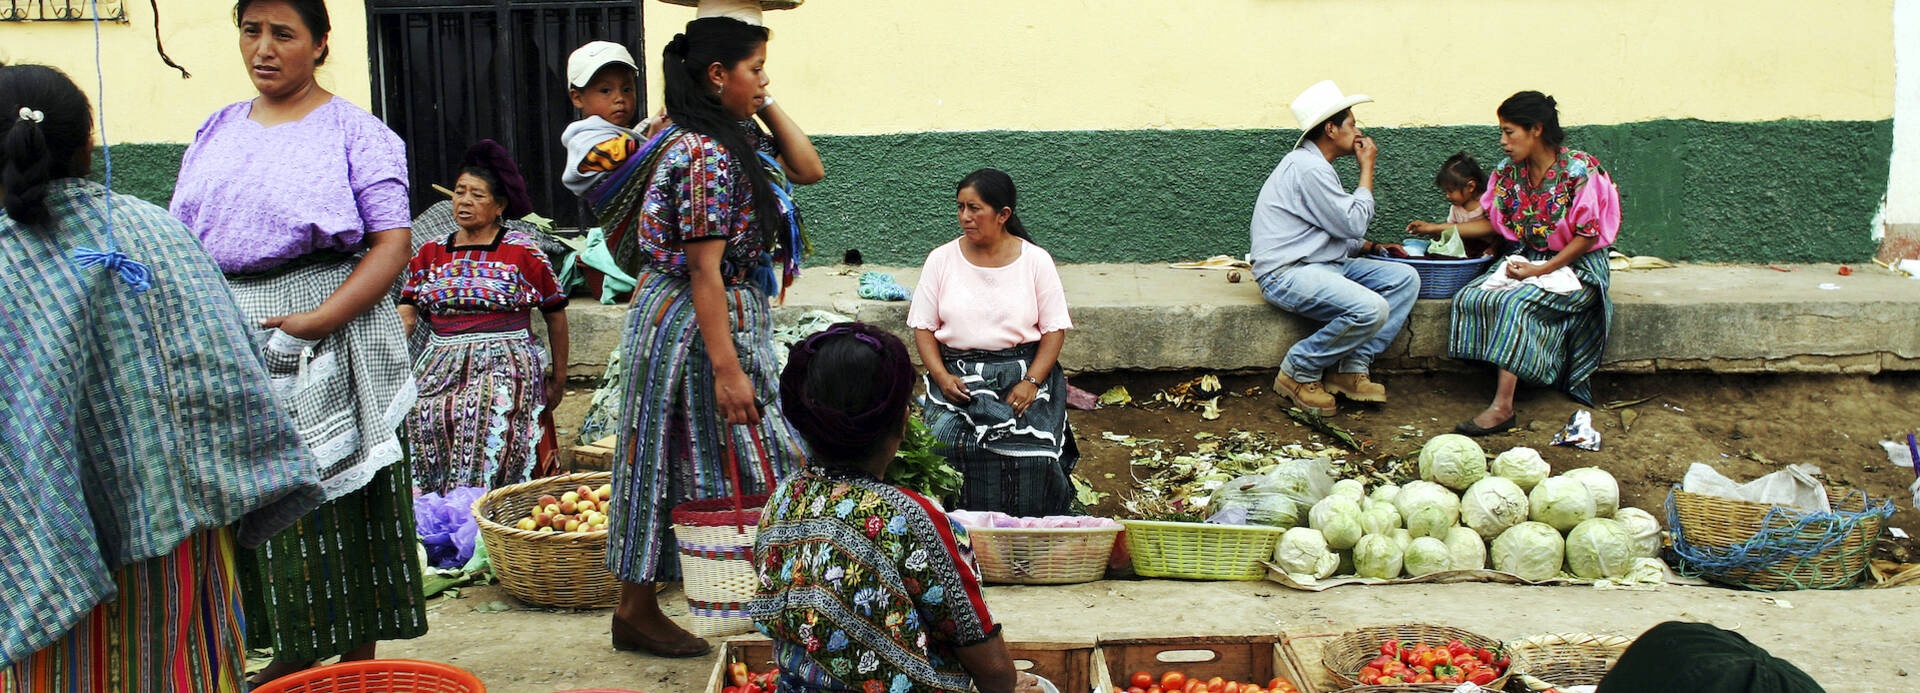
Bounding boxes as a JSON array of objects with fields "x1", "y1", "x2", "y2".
[
  {"x1": 660, "y1": 0, "x2": 803, "y2": 26},
  {"x1": 1290, "y1": 80, "x2": 1372, "y2": 150}
]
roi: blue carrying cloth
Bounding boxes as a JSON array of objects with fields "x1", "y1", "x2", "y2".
[{"x1": 857, "y1": 271, "x2": 912, "y2": 301}]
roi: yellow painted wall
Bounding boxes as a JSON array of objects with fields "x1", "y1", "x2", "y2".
[
  {"x1": 0, "y1": 0, "x2": 372, "y2": 144},
  {"x1": 644, "y1": 0, "x2": 1895, "y2": 135}
]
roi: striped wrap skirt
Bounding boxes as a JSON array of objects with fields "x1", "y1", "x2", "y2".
[
  {"x1": 405, "y1": 327, "x2": 546, "y2": 493},
  {"x1": 2, "y1": 530, "x2": 244, "y2": 693},
  {"x1": 1447, "y1": 248, "x2": 1613, "y2": 405},
  {"x1": 606, "y1": 271, "x2": 806, "y2": 583}
]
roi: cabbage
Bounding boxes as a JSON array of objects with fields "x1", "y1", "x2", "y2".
[
  {"x1": 1353, "y1": 533, "x2": 1404, "y2": 579},
  {"x1": 1209, "y1": 474, "x2": 1304, "y2": 528},
  {"x1": 1565, "y1": 518, "x2": 1636, "y2": 579},
  {"x1": 1330, "y1": 479, "x2": 1366, "y2": 500},
  {"x1": 1388, "y1": 528, "x2": 1413, "y2": 553},
  {"x1": 1359, "y1": 501, "x2": 1401, "y2": 536},
  {"x1": 1460, "y1": 477, "x2": 1530, "y2": 541},
  {"x1": 1404, "y1": 537, "x2": 1454, "y2": 576},
  {"x1": 1444, "y1": 526, "x2": 1487, "y2": 570},
  {"x1": 1611, "y1": 507, "x2": 1663, "y2": 559},
  {"x1": 1394, "y1": 481, "x2": 1461, "y2": 539},
  {"x1": 1490, "y1": 447, "x2": 1550, "y2": 491},
  {"x1": 1369, "y1": 484, "x2": 1401, "y2": 506},
  {"x1": 1275, "y1": 527, "x2": 1340, "y2": 579},
  {"x1": 1528, "y1": 476, "x2": 1597, "y2": 532},
  {"x1": 1562, "y1": 467, "x2": 1621, "y2": 517},
  {"x1": 1308, "y1": 496, "x2": 1364, "y2": 550},
  {"x1": 1418, "y1": 434, "x2": 1488, "y2": 491},
  {"x1": 1492, "y1": 521, "x2": 1566, "y2": 581}
]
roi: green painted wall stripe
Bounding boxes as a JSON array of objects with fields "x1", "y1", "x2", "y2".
[{"x1": 92, "y1": 118, "x2": 1890, "y2": 264}]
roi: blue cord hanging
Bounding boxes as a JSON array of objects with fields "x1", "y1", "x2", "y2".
[{"x1": 68, "y1": 0, "x2": 153, "y2": 294}]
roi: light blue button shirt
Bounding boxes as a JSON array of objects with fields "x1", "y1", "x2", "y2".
[{"x1": 1249, "y1": 139, "x2": 1375, "y2": 280}]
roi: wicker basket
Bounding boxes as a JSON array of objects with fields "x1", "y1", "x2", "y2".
[
  {"x1": 473, "y1": 472, "x2": 620, "y2": 609},
  {"x1": 1120, "y1": 520, "x2": 1284, "y2": 581},
  {"x1": 1374, "y1": 255, "x2": 1495, "y2": 299},
  {"x1": 1319, "y1": 624, "x2": 1511, "y2": 691},
  {"x1": 1502, "y1": 632, "x2": 1632, "y2": 689},
  {"x1": 967, "y1": 525, "x2": 1123, "y2": 584},
  {"x1": 673, "y1": 494, "x2": 769, "y2": 637},
  {"x1": 1667, "y1": 484, "x2": 1893, "y2": 591}
]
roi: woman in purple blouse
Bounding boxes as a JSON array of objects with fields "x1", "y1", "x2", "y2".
[{"x1": 168, "y1": 0, "x2": 425, "y2": 684}]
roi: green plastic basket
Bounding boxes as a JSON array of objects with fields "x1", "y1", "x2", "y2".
[{"x1": 1120, "y1": 519, "x2": 1284, "y2": 580}]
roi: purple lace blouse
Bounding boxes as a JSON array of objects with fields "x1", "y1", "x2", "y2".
[{"x1": 171, "y1": 97, "x2": 412, "y2": 274}]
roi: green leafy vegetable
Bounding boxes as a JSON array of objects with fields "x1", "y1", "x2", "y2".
[{"x1": 887, "y1": 419, "x2": 964, "y2": 500}]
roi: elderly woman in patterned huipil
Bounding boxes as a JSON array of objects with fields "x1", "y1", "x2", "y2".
[{"x1": 398, "y1": 140, "x2": 569, "y2": 493}]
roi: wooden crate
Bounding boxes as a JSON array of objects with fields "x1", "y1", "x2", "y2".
[
  {"x1": 1092, "y1": 635, "x2": 1301, "y2": 693},
  {"x1": 570, "y1": 435, "x2": 616, "y2": 472},
  {"x1": 708, "y1": 636, "x2": 1096, "y2": 693}
]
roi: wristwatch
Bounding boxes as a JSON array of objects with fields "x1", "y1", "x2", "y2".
[{"x1": 1020, "y1": 375, "x2": 1042, "y2": 386}]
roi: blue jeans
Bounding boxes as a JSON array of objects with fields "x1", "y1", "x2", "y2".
[{"x1": 1258, "y1": 257, "x2": 1421, "y2": 383}]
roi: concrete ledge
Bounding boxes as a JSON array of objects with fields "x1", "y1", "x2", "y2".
[{"x1": 562, "y1": 263, "x2": 1920, "y2": 377}]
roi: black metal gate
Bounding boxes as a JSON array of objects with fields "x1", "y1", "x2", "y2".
[{"x1": 366, "y1": 0, "x2": 643, "y2": 228}]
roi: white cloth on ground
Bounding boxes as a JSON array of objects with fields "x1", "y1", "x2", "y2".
[{"x1": 1479, "y1": 255, "x2": 1583, "y2": 294}]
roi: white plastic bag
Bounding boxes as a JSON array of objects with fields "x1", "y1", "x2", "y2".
[{"x1": 1681, "y1": 463, "x2": 1828, "y2": 511}]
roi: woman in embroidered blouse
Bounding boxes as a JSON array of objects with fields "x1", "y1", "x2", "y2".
[
  {"x1": 167, "y1": 0, "x2": 425, "y2": 683},
  {"x1": 598, "y1": 16, "x2": 822, "y2": 657},
  {"x1": 1441, "y1": 91, "x2": 1621, "y2": 436},
  {"x1": 398, "y1": 140, "x2": 569, "y2": 493},
  {"x1": 752, "y1": 323, "x2": 1041, "y2": 693},
  {"x1": 909, "y1": 169, "x2": 1077, "y2": 517}
]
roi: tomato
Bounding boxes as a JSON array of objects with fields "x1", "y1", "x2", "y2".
[
  {"x1": 1147, "y1": 685, "x2": 1162, "y2": 693},
  {"x1": 1467, "y1": 670, "x2": 1497, "y2": 686},
  {"x1": 1127, "y1": 688, "x2": 1145, "y2": 693},
  {"x1": 1132, "y1": 673, "x2": 1154, "y2": 689},
  {"x1": 1274, "y1": 683, "x2": 1298, "y2": 693},
  {"x1": 1161, "y1": 672, "x2": 1185, "y2": 691},
  {"x1": 1220, "y1": 682, "x2": 1237, "y2": 693},
  {"x1": 1206, "y1": 677, "x2": 1224, "y2": 693},
  {"x1": 1266, "y1": 680, "x2": 1283, "y2": 691},
  {"x1": 1184, "y1": 680, "x2": 1203, "y2": 693},
  {"x1": 723, "y1": 687, "x2": 739, "y2": 693}
]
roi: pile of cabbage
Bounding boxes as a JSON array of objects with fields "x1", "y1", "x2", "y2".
[{"x1": 1272, "y1": 434, "x2": 1665, "y2": 583}]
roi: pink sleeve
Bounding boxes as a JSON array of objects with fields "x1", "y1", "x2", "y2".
[
  {"x1": 906, "y1": 247, "x2": 945, "y2": 332},
  {"x1": 1564, "y1": 170, "x2": 1621, "y2": 251},
  {"x1": 1031, "y1": 250, "x2": 1073, "y2": 334},
  {"x1": 1479, "y1": 172, "x2": 1520, "y2": 243}
]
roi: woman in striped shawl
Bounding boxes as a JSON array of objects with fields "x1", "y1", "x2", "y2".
[{"x1": 1435, "y1": 91, "x2": 1621, "y2": 436}]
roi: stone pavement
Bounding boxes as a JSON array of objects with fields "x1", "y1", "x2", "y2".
[{"x1": 561, "y1": 263, "x2": 1920, "y2": 377}]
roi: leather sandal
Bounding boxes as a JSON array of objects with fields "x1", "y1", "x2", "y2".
[
  {"x1": 612, "y1": 615, "x2": 711, "y2": 658},
  {"x1": 1455, "y1": 415, "x2": 1516, "y2": 437}
]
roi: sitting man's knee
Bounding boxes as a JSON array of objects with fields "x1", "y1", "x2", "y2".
[{"x1": 1351, "y1": 295, "x2": 1389, "y2": 327}]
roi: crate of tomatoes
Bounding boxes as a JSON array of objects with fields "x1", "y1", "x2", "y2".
[
  {"x1": 1092, "y1": 635, "x2": 1301, "y2": 693},
  {"x1": 707, "y1": 636, "x2": 1096, "y2": 693}
]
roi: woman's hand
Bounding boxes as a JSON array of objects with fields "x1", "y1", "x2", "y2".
[
  {"x1": 261, "y1": 311, "x2": 334, "y2": 341},
  {"x1": 932, "y1": 371, "x2": 973, "y2": 403},
  {"x1": 1405, "y1": 220, "x2": 1445, "y2": 236},
  {"x1": 714, "y1": 368, "x2": 762, "y2": 426},
  {"x1": 1506, "y1": 259, "x2": 1545, "y2": 279},
  {"x1": 1012, "y1": 673, "x2": 1045, "y2": 693},
  {"x1": 546, "y1": 368, "x2": 566, "y2": 410},
  {"x1": 1006, "y1": 380, "x2": 1040, "y2": 417}
]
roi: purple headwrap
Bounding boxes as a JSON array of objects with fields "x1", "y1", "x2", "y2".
[
  {"x1": 779, "y1": 322, "x2": 915, "y2": 462},
  {"x1": 460, "y1": 138, "x2": 532, "y2": 219}
]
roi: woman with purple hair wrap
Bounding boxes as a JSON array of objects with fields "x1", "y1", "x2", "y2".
[{"x1": 750, "y1": 323, "x2": 1043, "y2": 693}]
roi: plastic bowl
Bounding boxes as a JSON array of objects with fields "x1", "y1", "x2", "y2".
[{"x1": 1401, "y1": 238, "x2": 1432, "y2": 256}]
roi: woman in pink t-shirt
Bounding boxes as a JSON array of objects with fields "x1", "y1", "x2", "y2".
[{"x1": 908, "y1": 169, "x2": 1078, "y2": 516}]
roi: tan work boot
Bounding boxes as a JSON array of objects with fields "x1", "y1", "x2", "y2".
[
  {"x1": 1324, "y1": 372, "x2": 1387, "y2": 403},
  {"x1": 1273, "y1": 371, "x2": 1337, "y2": 416}
]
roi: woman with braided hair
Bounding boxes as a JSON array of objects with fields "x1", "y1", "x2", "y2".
[{"x1": 750, "y1": 323, "x2": 1045, "y2": 693}]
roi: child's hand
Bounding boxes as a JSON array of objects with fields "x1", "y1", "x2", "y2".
[{"x1": 1405, "y1": 220, "x2": 1442, "y2": 236}]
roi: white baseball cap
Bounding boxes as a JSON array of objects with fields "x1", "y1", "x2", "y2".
[
  {"x1": 1290, "y1": 80, "x2": 1372, "y2": 150},
  {"x1": 567, "y1": 41, "x2": 638, "y2": 88}
]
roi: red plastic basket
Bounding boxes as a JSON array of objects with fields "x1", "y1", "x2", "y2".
[{"x1": 250, "y1": 659, "x2": 485, "y2": 693}]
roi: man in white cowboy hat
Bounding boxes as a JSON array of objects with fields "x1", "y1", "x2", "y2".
[{"x1": 1249, "y1": 80, "x2": 1420, "y2": 416}]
